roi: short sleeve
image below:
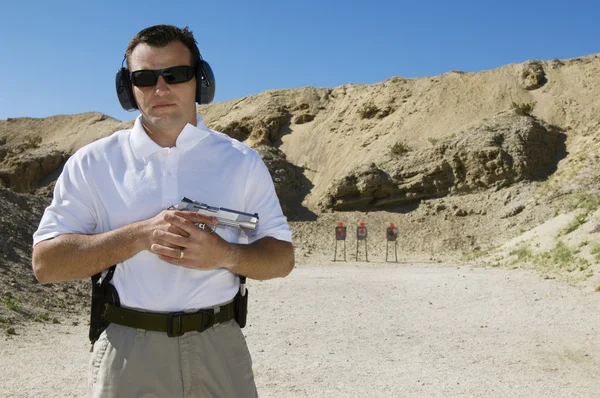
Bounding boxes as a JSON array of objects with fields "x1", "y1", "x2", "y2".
[
  {"x1": 239, "y1": 151, "x2": 293, "y2": 244},
  {"x1": 32, "y1": 153, "x2": 100, "y2": 246}
]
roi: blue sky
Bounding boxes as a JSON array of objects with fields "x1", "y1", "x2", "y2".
[{"x1": 1, "y1": 0, "x2": 598, "y2": 122}]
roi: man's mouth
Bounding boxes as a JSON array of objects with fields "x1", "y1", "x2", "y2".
[{"x1": 153, "y1": 103, "x2": 175, "y2": 108}]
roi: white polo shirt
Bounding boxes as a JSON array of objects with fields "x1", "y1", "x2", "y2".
[{"x1": 33, "y1": 115, "x2": 292, "y2": 312}]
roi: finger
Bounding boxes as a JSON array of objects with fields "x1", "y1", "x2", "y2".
[
  {"x1": 172, "y1": 211, "x2": 218, "y2": 226},
  {"x1": 167, "y1": 224, "x2": 189, "y2": 238},
  {"x1": 150, "y1": 243, "x2": 180, "y2": 259},
  {"x1": 158, "y1": 254, "x2": 180, "y2": 264},
  {"x1": 164, "y1": 213, "x2": 201, "y2": 235},
  {"x1": 153, "y1": 229, "x2": 188, "y2": 247},
  {"x1": 157, "y1": 255, "x2": 196, "y2": 269},
  {"x1": 153, "y1": 238, "x2": 181, "y2": 250}
]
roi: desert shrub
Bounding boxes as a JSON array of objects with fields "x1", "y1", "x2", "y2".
[
  {"x1": 511, "y1": 101, "x2": 535, "y2": 116},
  {"x1": 538, "y1": 241, "x2": 576, "y2": 268},
  {"x1": 24, "y1": 135, "x2": 42, "y2": 149},
  {"x1": 510, "y1": 244, "x2": 532, "y2": 262},
  {"x1": 390, "y1": 141, "x2": 411, "y2": 157},
  {"x1": 558, "y1": 194, "x2": 600, "y2": 236},
  {"x1": 591, "y1": 243, "x2": 600, "y2": 264},
  {"x1": 559, "y1": 213, "x2": 588, "y2": 236},
  {"x1": 462, "y1": 249, "x2": 488, "y2": 261},
  {"x1": 565, "y1": 194, "x2": 600, "y2": 213},
  {"x1": 34, "y1": 312, "x2": 50, "y2": 322},
  {"x1": 358, "y1": 101, "x2": 379, "y2": 119},
  {"x1": 2, "y1": 296, "x2": 22, "y2": 312},
  {"x1": 578, "y1": 194, "x2": 600, "y2": 214}
]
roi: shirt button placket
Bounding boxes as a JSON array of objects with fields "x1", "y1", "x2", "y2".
[{"x1": 164, "y1": 148, "x2": 179, "y2": 206}]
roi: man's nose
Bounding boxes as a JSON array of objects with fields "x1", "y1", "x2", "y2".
[{"x1": 153, "y1": 75, "x2": 170, "y2": 95}]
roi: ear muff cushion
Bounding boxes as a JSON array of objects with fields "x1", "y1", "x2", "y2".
[
  {"x1": 196, "y1": 60, "x2": 216, "y2": 105},
  {"x1": 116, "y1": 68, "x2": 138, "y2": 111}
]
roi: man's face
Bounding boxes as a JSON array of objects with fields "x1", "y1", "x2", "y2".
[{"x1": 128, "y1": 41, "x2": 197, "y2": 132}]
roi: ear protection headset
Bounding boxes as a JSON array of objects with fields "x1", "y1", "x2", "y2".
[{"x1": 115, "y1": 41, "x2": 216, "y2": 111}]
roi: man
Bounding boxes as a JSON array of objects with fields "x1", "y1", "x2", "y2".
[{"x1": 32, "y1": 25, "x2": 294, "y2": 397}]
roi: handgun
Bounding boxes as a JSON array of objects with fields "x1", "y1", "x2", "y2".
[{"x1": 169, "y1": 197, "x2": 259, "y2": 231}]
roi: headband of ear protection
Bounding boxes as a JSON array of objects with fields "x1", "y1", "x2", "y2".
[{"x1": 115, "y1": 41, "x2": 216, "y2": 111}]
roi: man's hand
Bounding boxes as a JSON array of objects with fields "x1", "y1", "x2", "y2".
[
  {"x1": 148, "y1": 210, "x2": 294, "y2": 280},
  {"x1": 148, "y1": 211, "x2": 231, "y2": 270},
  {"x1": 141, "y1": 209, "x2": 197, "y2": 250}
]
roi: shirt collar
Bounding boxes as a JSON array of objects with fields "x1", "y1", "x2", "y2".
[{"x1": 130, "y1": 114, "x2": 211, "y2": 159}]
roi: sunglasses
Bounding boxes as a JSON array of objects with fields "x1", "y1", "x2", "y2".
[{"x1": 130, "y1": 65, "x2": 195, "y2": 87}]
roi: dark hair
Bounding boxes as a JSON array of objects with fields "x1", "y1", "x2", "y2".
[{"x1": 125, "y1": 25, "x2": 199, "y2": 68}]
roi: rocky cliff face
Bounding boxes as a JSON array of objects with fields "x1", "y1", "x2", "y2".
[
  {"x1": 0, "y1": 113, "x2": 130, "y2": 193},
  {"x1": 320, "y1": 113, "x2": 566, "y2": 210},
  {"x1": 253, "y1": 145, "x2": 303, "y2": 216}
]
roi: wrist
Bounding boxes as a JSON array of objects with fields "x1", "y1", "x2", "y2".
[
  {"x1": 131, "y1": 220, "x2": 150, "y2": 252},
  {"x1": 224, "y1": 242, "x2": 241, "y2": 272}
]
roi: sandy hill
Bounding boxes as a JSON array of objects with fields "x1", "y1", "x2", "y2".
[{"x1": 1, "y1": 53, "x2": 600, "y2": 331}]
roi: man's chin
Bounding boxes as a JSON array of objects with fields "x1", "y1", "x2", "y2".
[
  {"x1": 141, "y1": 108, "x2": 195, "y2": 130},
  {"x1": 145, "y1": 114, "x2": 183, "y2": 128}
]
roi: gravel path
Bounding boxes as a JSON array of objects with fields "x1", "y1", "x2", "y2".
[{"x1": 2, "y1": 262, "x2": 599, "y2": 397}]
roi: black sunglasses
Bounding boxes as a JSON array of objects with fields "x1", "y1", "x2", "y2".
[{"x1": 130, "y1": 65, "x2": 195, "y2": 87}]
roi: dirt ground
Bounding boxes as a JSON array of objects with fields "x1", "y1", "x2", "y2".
[{"x1": 1, "y1": 261, "x2": 600, "y2": 398}]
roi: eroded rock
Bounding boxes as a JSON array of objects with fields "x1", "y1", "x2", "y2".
[
  {"x1": 0, "y1": 150, "x2": 66, "y2": 193},
  {"x1": 215, "y1": 112, "x2": 292, "y2": 146},
  {"x1": 321, "y1": 113, "x2": 565, "y2": 211},
  {"x1": 519, "y1": 60, "x2": 547, "y2": 90},
  {"x1": 253, "y1": 145, "x2": 302, "y2": 216},
  {"x1": 292, "y1": 113, "x2": 315, "y2": 125}
]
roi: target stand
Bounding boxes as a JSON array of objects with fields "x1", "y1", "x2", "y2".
[
  {"x1": 386, "y1": 223, "x2": 399, "y2": 262},
  {"x1": 356, "y1": 222, "x2": 368, "y2": 262},
  {"x1": 333, "y1": 223, "x2": 347, "y2": 262}
]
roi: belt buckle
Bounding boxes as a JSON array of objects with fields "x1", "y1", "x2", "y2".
[
  {"x1": 205, "y1": 308, "x2": 220, "y2": 330},
  {"x1": 211, "y1": 310, "x2": 221, "y2": 327},
  {"x1": 167, "y1": 312, "x2": 185, "y2": 337}
]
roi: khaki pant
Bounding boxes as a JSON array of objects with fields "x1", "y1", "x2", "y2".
[{"x1": 88, "y1": 320, "x2": 258, "y2": 398}]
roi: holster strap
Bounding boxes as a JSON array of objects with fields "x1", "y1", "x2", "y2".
[{"x1": 103, "y1": 301, "x2": 235, "y2": 337}]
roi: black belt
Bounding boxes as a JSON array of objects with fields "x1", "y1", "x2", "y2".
[{"x1": 103, "y1": 301, "x2": 236, "y2": 337}]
